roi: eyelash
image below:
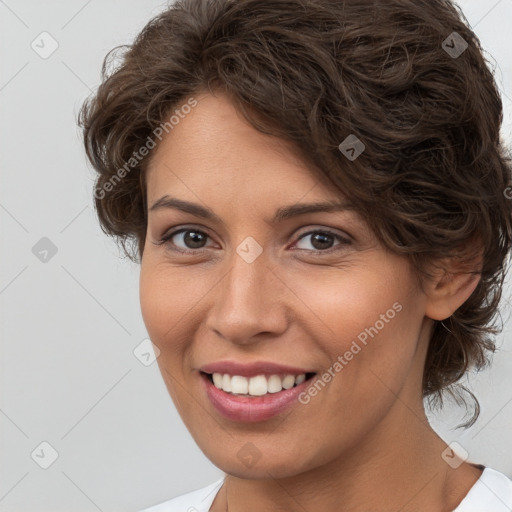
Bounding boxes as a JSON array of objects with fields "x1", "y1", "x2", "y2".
[{"x1": 155, "y1": 226, "x2": 352, "y2": 256}]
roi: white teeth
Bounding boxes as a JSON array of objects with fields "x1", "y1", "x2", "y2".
[
  {"x1": 210, "y1": 372, "x2": 308, "y2": 396},
  {"x1": 267, "y1": 375, "x2": 282, "y2": 393},
  {"x1": 222, "y1": 374, "x2": 231, "y2": 392},
  {"x1": 282, "y1": 375, "x2": 295, "y2": 389},
  {"x1": 248, "y1": 375, "x2": 267, "y2": 396},
  {"x1": 231, "y1": 375, "x2": 248, "y2": 394},
  {"x1": 212, "y1": 373, "x2": 223, "y2": 389}
]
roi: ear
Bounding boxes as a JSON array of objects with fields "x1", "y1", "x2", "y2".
[{"x1": 423, "y1": 244, "x2": 484, "y2": 321}]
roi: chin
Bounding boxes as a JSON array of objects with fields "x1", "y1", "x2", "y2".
[{"x1": 200, "y1": 440, "x2": 322, "y2": 480}]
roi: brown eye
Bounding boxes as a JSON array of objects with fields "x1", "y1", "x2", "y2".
[
  {"x1": 294, "y1": 229, "x2": 351, "y2": 253},
  {"x1": 159, "y1": 228, "x2": 213, "y2": 253},
  {"x1": 178, "y1": 230, "x2": 208, "y2": 249}
]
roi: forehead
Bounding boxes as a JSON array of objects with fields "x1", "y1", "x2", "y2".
[{"x1": 145, "y1": 92, "x2": 344, "y2": 204}]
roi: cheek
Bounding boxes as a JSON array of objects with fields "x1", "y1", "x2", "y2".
[
  {"x1": 139, "y1": 260, "x2": 197, "y2": 354},
  {"x1": 289, "y1": 264, "x2": 410, "y2": 344},
  {"x1": 139, "y1": 262, "x2": 201, "y2": 412},
  {"x1": 139, "y1": 263, "x2": 168, "y2": 343},
  {"x1": 290, "y1": 263, "x2": 421, "y2": 388},
  {"x1": 140, "y1": 252, "x2": 200, "y2": 319}
]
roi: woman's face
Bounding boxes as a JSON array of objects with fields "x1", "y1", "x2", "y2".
[{"x1": 139, "y1": 91, "x2": 433, "y2": 478}]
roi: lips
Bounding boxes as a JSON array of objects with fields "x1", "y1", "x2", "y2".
[{"x1": 198, "y1": 360, "x2": 317, "y2": 422}]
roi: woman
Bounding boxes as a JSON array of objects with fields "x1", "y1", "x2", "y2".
[{"x1": 79, "y1": 0, "x2": 512, "y2": 510}]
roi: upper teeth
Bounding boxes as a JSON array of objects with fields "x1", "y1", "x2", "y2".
[{"x1": 212, "y1": 373, "x2": 306, "y2": 396}]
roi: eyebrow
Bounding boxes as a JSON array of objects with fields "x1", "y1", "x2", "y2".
[{"x1": 149, "y1": 195, "x2": 355, "y2": 224}]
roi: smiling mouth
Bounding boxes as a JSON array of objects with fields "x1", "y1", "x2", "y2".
[{"x1": 201, "y1": 371, "x2": 317, "y2": 397}]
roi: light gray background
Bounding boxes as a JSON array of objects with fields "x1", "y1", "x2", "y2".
[{"x1": 0, "y1": 1, "x2": 511, "y2": 511}]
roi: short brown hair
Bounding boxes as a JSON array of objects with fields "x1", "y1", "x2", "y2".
[{"x1": 79, "y1": 0, "x2": 512, "y2": 427}]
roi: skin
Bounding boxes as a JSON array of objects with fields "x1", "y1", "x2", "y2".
[{"x1": 139, "y1": 91, "x2": 483, "y2": 512}]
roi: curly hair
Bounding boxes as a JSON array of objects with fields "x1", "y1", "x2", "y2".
[{"x1": 79, "y1": 0, "x2": 512, "y2": 428}]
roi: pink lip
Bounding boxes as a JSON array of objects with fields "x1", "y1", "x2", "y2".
[
  {"x1": 200, "y1": 372, "x2": 314, "y2": 422},
  {"x1": 199, "y1": 360, "x2": 313, "y2": 377}
]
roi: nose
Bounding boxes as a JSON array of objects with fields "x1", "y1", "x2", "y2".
[{"x1": 205, "y1": 247, "x2": 288, "y2": 345}]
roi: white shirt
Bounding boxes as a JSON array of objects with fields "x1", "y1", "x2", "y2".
[{"x1": 139, "y1": 467, "x2": 512, "y2": 512}]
